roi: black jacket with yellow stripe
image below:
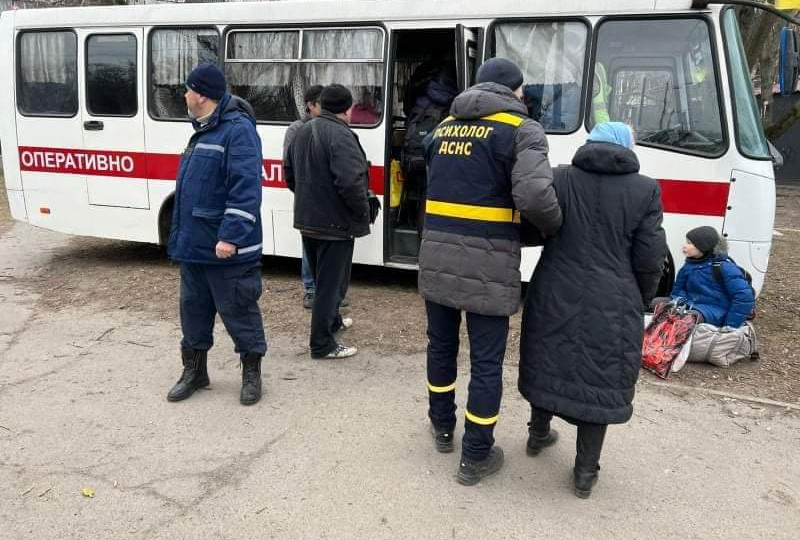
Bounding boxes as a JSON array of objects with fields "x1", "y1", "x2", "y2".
[{"x1": 418, "y1": 82, "x2": 562, "y2": 317}]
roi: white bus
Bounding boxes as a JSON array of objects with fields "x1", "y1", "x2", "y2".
[{"x1": 0, "y1": 0, "x2": 777, "y2": 294}]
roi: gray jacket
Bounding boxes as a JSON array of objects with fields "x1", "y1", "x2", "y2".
[{"x1": 418, "y1": 83, "x2": 562, "y2": 317}]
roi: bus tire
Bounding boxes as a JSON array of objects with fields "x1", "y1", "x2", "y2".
[{"x1": 158, "y1": 196, "x2": 174, "y2": 247}]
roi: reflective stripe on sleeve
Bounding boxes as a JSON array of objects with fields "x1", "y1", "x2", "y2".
[
  {"x1": 427, "y1": 381, "x2": 456, "y2": 393},
  {"x1": 195, "y1": 143, "x2": 225, "y2": 154},
  {"x1": 237, "y1": 243, "x2": 263, "y2": 254},
  {"x1": 225, "y1": 208, "x2": 257, "y2": 223},
  {"x1": 465, "y1": 410, "x2": 499, "y2": 426},
  {"x1": 480, "y1": 112, "x2": 524, "y2": 127},
  {"x1": 426, "y1": 200, "x2": 521, "y2": 224}
]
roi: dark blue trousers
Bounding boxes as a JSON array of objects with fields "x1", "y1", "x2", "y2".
[
  {"x1": 425, "y1": 300, "x2": 509, "y2": 461},
  {"x1": 180, "y1": 262, "x2": 267, "y2": 355}
]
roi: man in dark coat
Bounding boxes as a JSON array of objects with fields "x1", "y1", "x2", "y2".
[
  {"x1": 419, "y1": 58, "x2": 562, "y2": 486},
  {"x1": 518, "y1": 122, "x2": 667, "y2": 498},
  {"x1": 166, "y1": 63, "x2": 267, "y2": 406},
  {"x1": 285, "y1": 84, "x2": 371, "y2": 359}
]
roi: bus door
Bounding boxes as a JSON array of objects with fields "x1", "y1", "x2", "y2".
[
  {"x1": 386, "y1": 25, "x2": 482, "y2": 263},
  {"x1": 79, "y1": 28, "x2": 149, "y2": 209}
]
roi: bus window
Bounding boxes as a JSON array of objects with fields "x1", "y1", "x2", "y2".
[
  {"x1": 225, "y1": 27, "x2": 384, "y2": 125},
  {"x1": 17, "y1": 30, "x2": 78, "y2": 117},
  {"x1": 86, "y1": 34, "x2": 138, "y2": 117},
  {"x1": 721, "y1": 9, "x2": 770, "y2": 159},
  {"x1": 590, "y1": 18, "x2": 725, "y2": 157},
  {"x1": 491, "y1": 21, "x2": 588, "y2": 132},
  {"x1": 149, "y1": 28, "x2": 220, "y2": 121}
]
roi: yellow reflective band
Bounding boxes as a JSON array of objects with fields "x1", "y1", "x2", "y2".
[
  {"x1": 426, "y1": 200, "x2": 521, "y2": 224},
  {"x1": 442, "y1": 115, "x2": 455, "y2": 123},
  {"x1": 427, "y1": 381, "x2": 456, "y2": 393},
  {"x1": 465, "y1": 410, "x2": 499, "y2": 426},
  {"x1": 480, "y1": 112, "x2": 524, "y2": 127}
]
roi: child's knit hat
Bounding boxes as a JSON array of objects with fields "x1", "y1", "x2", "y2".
[{"x1": 686, "y1": 226, "x2": 720, "y2": 255}]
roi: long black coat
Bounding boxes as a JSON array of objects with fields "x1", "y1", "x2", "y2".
[{"x1": 518, "y1": 142, "x2": 667, "y2": 425}]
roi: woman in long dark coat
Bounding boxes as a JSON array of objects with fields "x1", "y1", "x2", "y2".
[{"x1": 518, "y1": 122, "x2": 667, "y2": 498}]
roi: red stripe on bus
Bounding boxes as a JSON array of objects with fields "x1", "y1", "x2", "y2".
[
  {"x1": 18, "y1": 147, "x2": 729, "y2": 215},
  {"x1": 18, "y1": 146, "x2": 386, "y2": 195},
  {"x1": 657, "y1": 179, "x2": 730, "y2": 217}
]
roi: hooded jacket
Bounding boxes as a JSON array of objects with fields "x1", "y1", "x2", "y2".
[
  {"x1": 417, "y1": 82, "x2": 562, "y2": 317},
  {"x1": 671, "y1": 243, "x2": 755, "y2": 327},
  {"x1": 518, "y1": 142, "x2": 667, "y2": 425},
  {"x1": 168, "y1": 93, "x2": 264, "y2": 264}
]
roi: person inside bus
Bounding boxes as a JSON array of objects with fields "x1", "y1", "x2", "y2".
[
  {"x1": 166, "y1": 63, "x2": 267, "y2": 406},
  {"x1": 518, "y1": 122, "x2": 667, "y2": 498},
  {"x1": 285, "y1": 84, "x2": 371, "y2": 359},
  {"x1": 350, "y1": 87, "x2": 381, "y2": 125},
  {"x1": 419, "y1": 58, "x2": 562, "y2": 486},
  {"x1": 653, "y1": 226, "x2": 755, "y2": 328}
]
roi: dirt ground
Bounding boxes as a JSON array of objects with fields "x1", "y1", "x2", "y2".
[{"x1": 1, "y1": 172, "x2": 798, "y2": 404}]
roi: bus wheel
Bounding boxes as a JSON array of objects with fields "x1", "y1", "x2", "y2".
[
  {"x1": 655, "y1": 252, "x2": 675, "y2": 298},
  {"x1": 158, "y1": 197, "x2": 174, "y2": 247}
]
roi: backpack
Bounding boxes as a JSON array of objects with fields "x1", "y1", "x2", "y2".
[
  {"x1": 401, "y1": 102, "x2": 448, "y2": 176},
  {"x1": 711, "y1": 257, "x2": 757, "y2": 320}
]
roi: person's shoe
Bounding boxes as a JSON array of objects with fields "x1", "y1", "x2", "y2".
[
  {"x1": 526, "y1": 427, "x2": 559, "y2": 456},
  {"x1": 340, "y1": 317, "x2": 353, "y2": 330},
  {"x1": 319, "y1": 343, "x2": 358, "y2": 359},
  {"x1": 302, "y1": 291, "x2": 314, "y2": 309},
  {"x1": 240, "y1": 353, "x2": 263, "y2": 406},
  {"x1": 574, "y1": 467, "x2": 600, "y2": 499},
  {"x1": 456, "y1": 446, "x2": 504, "y2": 486},
  {"x1": 167, "y1": 349, "x2": 209, "y2": 402},
  {"x1": 430, "y1": 424, "x2": 454, "y2": 453},
  {"x1": 341, "y1": 297, "x2": 349, "y2": 307}
]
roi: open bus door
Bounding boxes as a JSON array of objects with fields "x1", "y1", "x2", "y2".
[{"x1": 455, "y1": 24, "x2": 483, "y2": 91}]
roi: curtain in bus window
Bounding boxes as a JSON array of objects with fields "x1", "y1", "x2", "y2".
[
  {"x1": 493, "y1": 22, "x2": 587, "y2": 131},
  {"x1": 301, "y1": 29, "x2": 382, "y2": 59},
  {"x1": 18, "y1": 31, "x2": 78, "y2": 116},
  {"x1": 226, "y1": 63, "x2": 296, "y2": 122},
  {"x1": 591, "y1": 18, "x2": 725, "y2": 156},
  {"x1": 150, "y1": 28, "x2": 219, "y2": 120},
  {"x1": 301, "y1": 63, "x2": 383, "y2": 126}
]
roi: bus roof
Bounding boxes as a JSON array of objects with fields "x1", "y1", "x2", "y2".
[{"x1": 5, "y1": 0, "x2": 709, "y2": 28}]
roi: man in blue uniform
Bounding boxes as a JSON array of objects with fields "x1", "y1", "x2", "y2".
[
  {"x1": 166, "y1": 63, "x2": 267, "y2": 406},
  {"x1": 419, "y1": 58, "x2": 562, "y2": 485}
]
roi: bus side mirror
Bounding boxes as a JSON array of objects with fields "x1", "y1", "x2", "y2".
[
  {"x1": 779, "y1": 26, "x2": 799, "y2": 96},
  {"x1": 768, "y1": 140, "x2": 784, "y2": 170}
]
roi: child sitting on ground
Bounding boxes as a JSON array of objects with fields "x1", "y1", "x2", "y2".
[{"x1": 654, "y1": 226, "x2": 755, "y2": 328}]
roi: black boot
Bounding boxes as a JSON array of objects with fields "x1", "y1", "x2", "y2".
[
  {"x1": 573, "y1": 423, "x2": 607, "y2": 499},
  {"x1": 240, "y1": 353, "x2": 263, "y2": 406},
  {"x1": 430, "y1": 423, "x2": 454, "y2": 453},
  {"x1": 456, "y1": 446, "x2": 504, "y2": 486},
  {"x1": 167, "y1": 349, "x2": 209, "y2": 402},
  {"x1": 526, "y1": 408, "x2": 559, "y2": 456}
]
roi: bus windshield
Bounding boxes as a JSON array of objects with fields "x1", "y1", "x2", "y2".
[
  {"x1": 589, "y1": 17, "x2": 726, "y2": 157},
  {"x1": 722, "y1": 8, "x2": 771, "y2": 159}
]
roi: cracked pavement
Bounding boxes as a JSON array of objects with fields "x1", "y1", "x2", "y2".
[{"x1": 1, "y1": 222, "x2": 799, "y2": 540}]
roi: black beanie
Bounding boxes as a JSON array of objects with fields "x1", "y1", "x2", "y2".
[
  {"x1": 303, "y1": 85, "x2": 324, "y2": 104},
  {"x1": 686, "y1": 226, "x2": 720, "y2": 254},
  {"x1": 186, "y1": 63, "x2": 226, "y2": 100},
  {"x1": 320, "y1": 84, "x2": 353, "y2": 114},
  {"x1": 476, "y1": 58, "x2": 524, "y2": 91}
]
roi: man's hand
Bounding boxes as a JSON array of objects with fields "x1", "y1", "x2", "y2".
[{"x1": 215, "y1": 241, "x2": 237, "y2": 259}]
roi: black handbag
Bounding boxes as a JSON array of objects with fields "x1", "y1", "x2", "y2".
[{"x1": 367, "y1": 190, "x2": 381, "y2": 224}]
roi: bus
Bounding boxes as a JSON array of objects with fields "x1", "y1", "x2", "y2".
[{"x1": 0, "y1": 0, "x2": 777, "y2": 294}]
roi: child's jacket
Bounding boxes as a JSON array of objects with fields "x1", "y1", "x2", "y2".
[{"x1": 671, "y1": 254, "x2": 755, "y2": 328}]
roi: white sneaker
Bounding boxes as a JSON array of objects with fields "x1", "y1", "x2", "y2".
[
  {"x1": 323, "y1": 343, "x2": 358, "y2": 359},
  {"x1": 340, "y1": 317, "x2": 353, "y2": 330}
]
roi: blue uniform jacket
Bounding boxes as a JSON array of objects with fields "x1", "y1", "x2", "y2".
[
  {"x1": 168, "y1": 93, "x2": 263, "y2": 265},
  {"x1": 671, "y1": 255, "x2": 755, "y2": 327}
]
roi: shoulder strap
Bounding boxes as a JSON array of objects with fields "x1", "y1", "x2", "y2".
[{"x1": 712, "y1": 261, "x2": 725, "y2": 289}]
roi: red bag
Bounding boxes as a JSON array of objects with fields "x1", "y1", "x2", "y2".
[{"x1": 642, "y1": 301, "x2": 699, "y2": 379}]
